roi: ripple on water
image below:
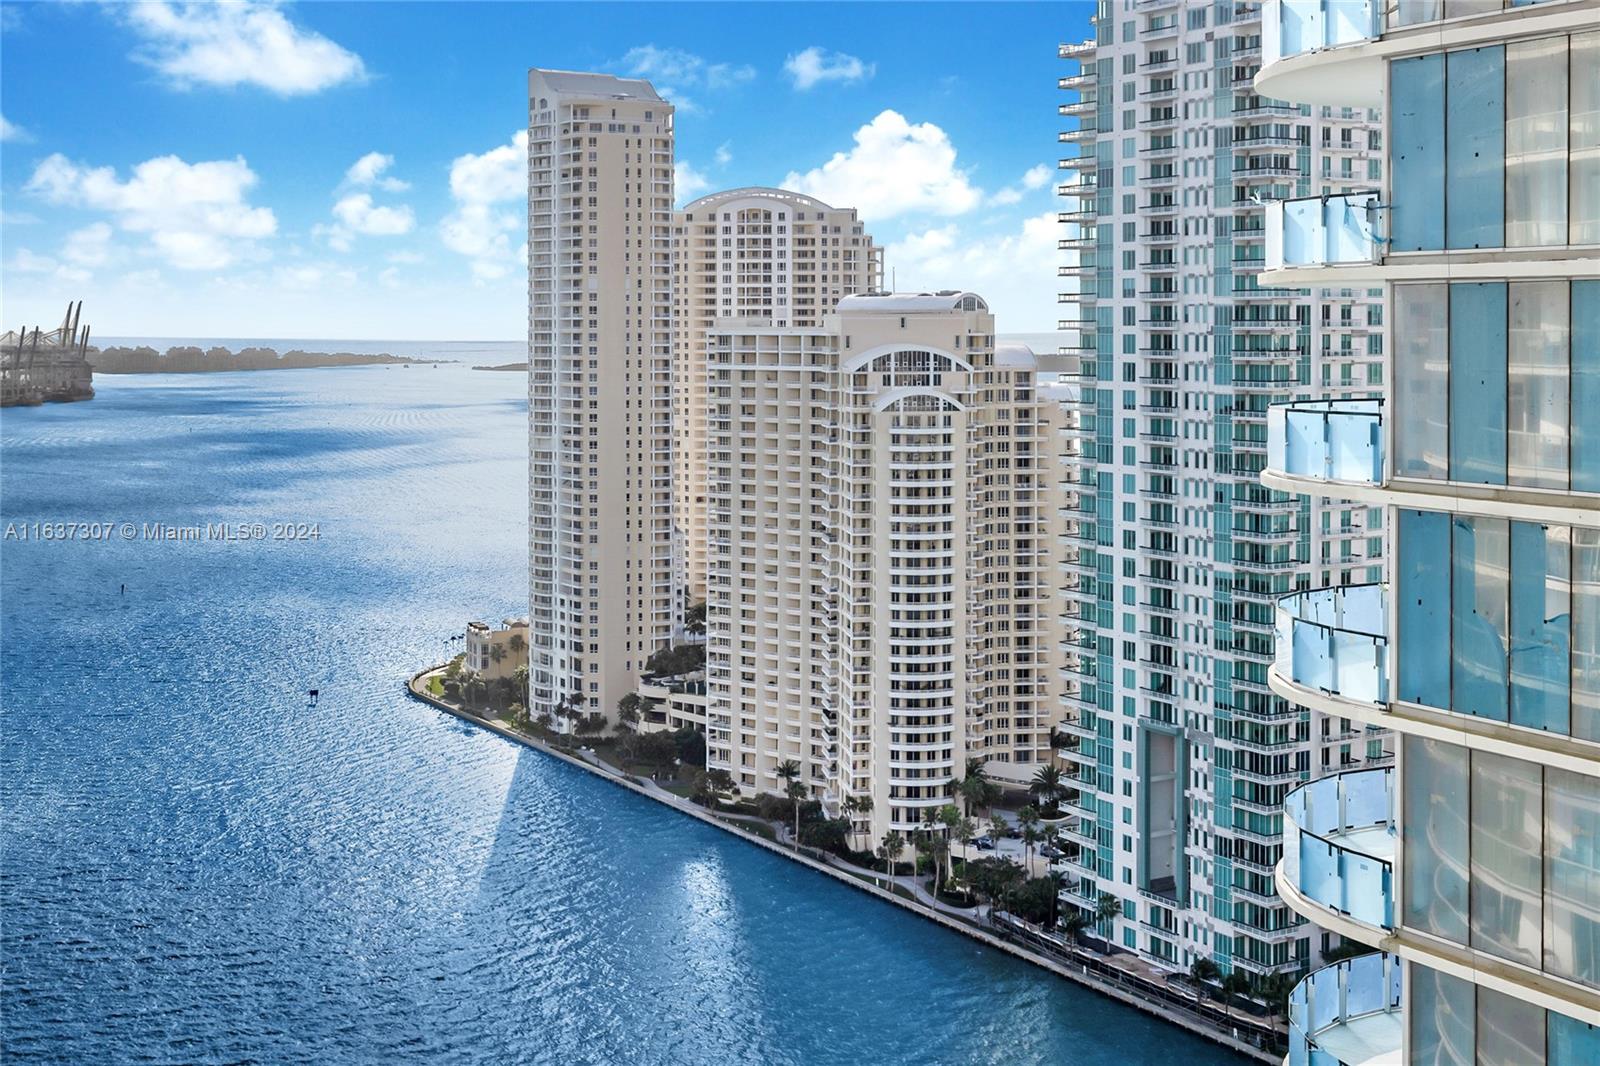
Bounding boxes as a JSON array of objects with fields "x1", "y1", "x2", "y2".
[{"x1": 1, "y1": 366, "x2": 1247, "y2": 1065}]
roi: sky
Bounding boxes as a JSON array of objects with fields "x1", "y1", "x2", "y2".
[{"x1": 1, "y1": 1, "x2": 1092, "y2": 341}]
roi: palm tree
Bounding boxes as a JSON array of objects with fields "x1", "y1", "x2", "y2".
[
  {"x1": 953, "y1": 816, "x2": 977, "y2": 869},
  {"x1": 988, "y1": 813, "x2": 1010, "y2": 844},
  {"x1": 956, "y1": 757, "x2": 993, "y2": 816},
  {"x1": 878, "y1": 830, "x2": 905, "y2": 880},
  {"x1": 1190, "y1": 957, "x2": 1222, "y2": 1009},
  {"x1": 1221, "y1": 971, "x2": 1252, "y2": 1019},
  {"x1": 843, "y1": 794, "x2": 873, "y2": 853},
  {"x1": 1059, "y1": 909, "x2": 1090, "y2": 945},
  {"x1": 1017, "y1": 805, "x2": 1042, "y2": 873},
  {"x1": 1043, "y1": 870, "x2": 1067, "y2": 928},
  {"x1": 489, "y1": 643, "x2": 507, "y2": 669},
  {"x1": 507, "y1": 631, "x2": 527, "y2": 660},
  {"x1": 1094, "y1": 892, "x2": 1123, "y2": 953},
  {"x1": 775, "y1": 759, "x2": 805, "y2": 848},
  {"x1": 1029, "y1": 765, "x2": 1065, "y2": 813},
  {"x1": 936, "y1": 803, "x2": 961, "y2": 883},
  {"x1": 616, "y1": 692, "x2": 642, "y2": 733}
]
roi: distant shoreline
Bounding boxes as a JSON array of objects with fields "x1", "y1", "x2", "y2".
[
  {"x1": 472, "y1": 362, "x2": 528, "y2": 372},
  {"x1": 88, "y1": 344, "x2": 434, "y2": 375}
]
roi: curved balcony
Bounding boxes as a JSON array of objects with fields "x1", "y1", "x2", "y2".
[
  {"x1": 1288, "y1": 953, "x2": 1402, "y2": 1066},
  {"x1": 1259, "y1": 1, "x2": 1383, "y2": 108},
  {"x1": 1280, "y1": 768, "x2": 1394, "y2": 939},
  {"x1": 1263, "y1": 192, "x2": 1380, "y2": 287},
  {"x1": 1265, "y1": 398, "x2": 1383, "y2": 496},
  {"x1": 1272, "y1": 584, "x2": 1388, "y2": 715}
]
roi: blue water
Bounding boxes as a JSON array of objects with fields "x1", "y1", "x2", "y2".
[{"x1": 0, "y1": 366, "x2": 1245, "y2": 1065}]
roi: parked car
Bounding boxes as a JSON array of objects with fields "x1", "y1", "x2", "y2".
[
  {"x1": 973, "y1": 836, "x2": 996, "y2": 851},
  {"x1": 1041, "y1": 845, "x2": 1064, "y2": 859}
]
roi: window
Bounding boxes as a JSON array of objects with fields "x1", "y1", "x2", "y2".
[{"x1": 1506, "y1": 37, "x2": 1569, "y2": 248}]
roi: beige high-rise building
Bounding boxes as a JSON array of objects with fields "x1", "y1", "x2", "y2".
[
  {"x1": 705, "y1": 291, "x2": 1064, "y2": 847},
  {"x1": 671, "y1": 188, "x2": 881, "y2": 608},
  {"x1": 527, "y1": 69, "x2": 677, "y2": 730}
]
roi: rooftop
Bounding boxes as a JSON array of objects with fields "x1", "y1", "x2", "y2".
[
  {"x1": 836, "y1": 290, "x2": 989, "y2": 314},
  {"x1": 528, "y1": 69, "x2": 664, "y2": 103}
]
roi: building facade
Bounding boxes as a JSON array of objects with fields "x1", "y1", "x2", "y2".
[
  {"x1": 1256, "y1": 1, "x2": 1600, "y2": 1061},
  {"x1": 704, "y1": 292, "x2": 1065, "y2": 846},
  {"x1": 527, "y1": 69, "x2": 678, "y2": 730},
  {"x1": 465, "y1": 618, "x2": 530, "y2": 682},
  {"x1": 670, "y1": 188, "x2": 882, "y2": 608},
  {"x1": 1054, "y1": 1, "x2": 1389, "y2": 982}
]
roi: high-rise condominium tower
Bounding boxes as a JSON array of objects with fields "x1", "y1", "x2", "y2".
[
  {"x1": 1054, "y1": 1, "x2": 1389, "y2": 984},
  {"x1": 1257, "y1": 2, "x2": 1600, "y2": 1061},
  {"x1": 670, "y1": 188, "x2": 882, "y2": 608},
  {"x1": 527, "y1": 70, "x2": 677, "y2": 730},
  {"x1": 704, "y1": 292, "x2": 1065, "y2": 846}
]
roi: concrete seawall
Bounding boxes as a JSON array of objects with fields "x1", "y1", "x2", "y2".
[{"x1": 405, "y1": 667, "x2": 1281, "y2": 1064}]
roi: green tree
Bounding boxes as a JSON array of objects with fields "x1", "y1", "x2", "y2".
[
  {"x1": 1029, "y1": 765, "x2": 1065, "y2": 813},
  {"x1": 1018, "y1": 805, "x2": 1042, "y2": 872},
  {"x1": 507, "y1": 631, "x2": 526, "y2": 659},
  {"x1": 1190, "y1": 957, "x2": 1222, "y2": 1009},
  {"x1": 956, "y1": 757, "x2": 996, "y2": 816},
  {"x1": 936, "y1": 803, "x2": 961, "y2": 882},
  {"x1": 953, "y1": 816, "x2": 977, "y2": 868},
  {"x1": 489, "y1": 643, "x2": 507, "y2": 668},
  {"x1": 775, "y1": 759, "x2": 805, "y2": 848},
  {"x1": 615, "y1": 692, "x2": 643, "y2": 732},
  {"x1": 1059, "y1": 909, "x2": 1090, "y2": 944},
  {"x1": 843, "y1": 794, "x2": 874, "y2": 853},
  {"x1": 1094, "y1": 892, "x2": 1123, "y2": 952},
  {"x1": 1221, "y1": 970, "x2": 1252, "y2": 1018},
  {"x1": 877, "y1": 830, "x2": 906, "y2": 879},
  {"x1": 684, "y1": 601, "x2": 707, "y2": 639}
]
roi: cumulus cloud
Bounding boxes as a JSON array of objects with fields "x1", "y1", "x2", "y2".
[
  {"x1": 25, "y1": 152, "x2": 276, "y2": 270},
  {"x1": 1, "y1": 114, "x2": 29, "y2": 142},
  {"x1": 989, "y1": 163, "x2": 1054, "y2": 206},
  {"x1": 121, "y1": 1, "x2": 365, "y2": 95},
  {"x1": 783, "y1": 110, "x2": 981, "y2": 220},
  {"x1": 675, "y1": 161, "x2": 711, "y2": 205},
  {"x1": 714, "y1": 142, "x2": 733, "y2": 167},
  {"x1": 345, "y1": 151, "x2": 409, "y2": 192},
  {"x1": 783, "y1": 47, "x2": 874, "y2": 90},
  {"x1": 621, "y1": 44, "x2": 754, "y2": 91},
  {"x1": 440, "y1": 130, "x2": 526, "y2": 281},
  {"x1": 886, "y1": 211, "x2": 1058, "y2": 331},
  {"x1": 62, "y1": 222, "x2": 114, "y2": 267}
]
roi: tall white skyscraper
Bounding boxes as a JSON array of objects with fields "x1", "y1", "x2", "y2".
[
  {"x1": 527, "y1": 69, "x2": 677, "y2": 730},
  {"x1": 1054, "y1": 2, "x2": 1387, "y2": 984},
  {"x1": 671, "y1": 188, "x2": 882, "y2": 607},
  {"x1": 704, "y1": 291, "x2": 1066, "y2": 846}
]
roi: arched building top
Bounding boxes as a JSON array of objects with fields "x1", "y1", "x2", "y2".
[
  {"x1": 678, "y1": 186, "x2": 851, "y2": 217},
  {"x1": 836, "y1": 291, "x2": 988, "y2": 314}
]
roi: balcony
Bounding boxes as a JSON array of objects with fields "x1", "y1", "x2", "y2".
[
  {"x1": 1288, "y1": 953, "x2": 1401, "y2": 1066},
  {"x1": 1280, "y1": 767, "x2": 1394, "y2": 934},
  {"x1": 1272, "y1": 583, "x2": 1388, "y2": 710},
  {"x1": 1258, "y1": 1, "x2": 1383, "y2": 108},
  {"x1": 1265, "y1": 398, "x2": 1382, "y2": 493},
  {"x1": 1264, "y1": 192, "x2": 1380, "y2": 284}
]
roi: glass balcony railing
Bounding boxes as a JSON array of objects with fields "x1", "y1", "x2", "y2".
[
  {"x1": 1282, "y1": 767, "x2": 1395, "y2": 930},
  {"x1": 1265, "y1": 192, "x2": 1380, "y2": 273},
  {"x1": 1264, "y1": 1, "x2": 1381, "y2": 68},
  {"x1": 1266, "y1": 398, "x2": 1383, "y2": 486},
  {"x1": 1289, "y1": 953, "x2": 1402, "y2": 1066},
  {"x1": 1274, "y1": 584, "x2": 1388, "y2": 706}
]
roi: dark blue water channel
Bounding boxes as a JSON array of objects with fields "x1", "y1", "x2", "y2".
[{"x1": 0, "y1": 365, "x2": 1246, "y2": 1065}]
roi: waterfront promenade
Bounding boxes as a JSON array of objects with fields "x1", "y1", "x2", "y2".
[{"x1": 407, "y1": 664, "x2": 1284, "y2": 1064}]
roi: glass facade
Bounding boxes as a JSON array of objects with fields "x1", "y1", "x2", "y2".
[
  {"x1": 1409, "y1": 963, "x2": 1600, "y2": 1066},
  {"x1": 1396, "y1": 510, "x2": 1599, "y2": 738},
  {"x1": 1390, "y1": 32, "x2": 1600, "y2": 252},
  {"x1": 1400, "y1": 736, "x2": 1600, "y2": 987},
  {"x1": 1393, "y1": 282, "x2": 1600, "y2": 494}
]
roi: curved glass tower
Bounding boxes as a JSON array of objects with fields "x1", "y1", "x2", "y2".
[{"x1": 1256, "y1": 2, "x2": 1600, "y2": 1062}]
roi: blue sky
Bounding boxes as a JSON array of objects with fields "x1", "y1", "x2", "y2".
[{"x1": 2, "y1": 1, "x2": 1091, "y2": 340}]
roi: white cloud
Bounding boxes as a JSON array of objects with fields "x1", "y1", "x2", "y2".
[
  {"x1": 675, "y1": 161, "x2": 711, "y2": 206},
  {"x1": 25, "y1": 152, "x2": 276, "y2": 270},
  {"x1": 62, "y1": 222, "x2": 114, "y2": 267},
  {"x1": 10, "y1": 249, "x2": 58, "y2": 274},
  {"x1": 387, "y1": 250, "x2": 424, "y2": 265},
  {"x1": 885, "y1": 211, "x2": 1059, "y2": 331},
  {"x1": 783, "y1": 110, "x2": 981, "y2": 220},
  {"x1": 317, "y1": 192, "x2": 414, "y2": 250},
  {"x1": 440, "y1": 130, "x2": 526, "y2": 281},
  {"x1": 714, "y1": 142, "x2": 733, "y2": 167},
  {"x1": 344, "y1": 151, "x2": 409, "y2": 192},
  {"x1": 1, "y1": 113, "x2": 29, "y2": 142},
  {"x1": 122, "y1": 1, "x2": 365, "y2": 96},
  {"x1": 783, "y1": 47, "x2": 874, "y2": 91},
  {"x1": 621, "y1": 45, "x2": 754, "y2": 91},
  {"x1": 989, "y1": 165, "x2": 1053, "y2": 206}
]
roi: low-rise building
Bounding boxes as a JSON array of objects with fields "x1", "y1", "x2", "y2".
[
  {"x1": 636, "y1": 670, "x2": 709, "y2": 734},
  {"x1": 464, "y1": 618, "x2": 529, "y2": 681}
]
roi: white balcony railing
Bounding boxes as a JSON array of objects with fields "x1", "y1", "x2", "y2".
[
  {"x1": 1282, "y1": 767, "x2": 1395, "y2": 931},
  {"x1": 1274, "y1": 584, "x2": 1389, "y2": 706},
  {"x1": 1263, "y1": 1, "x2": 1380, "y2": 69},
  {"x1": 1266, "y1": 398, "x2": 1383, "y2": 486},
  {"x1": 1265, "y1": 192, "x2": 1381, "y2": 273}
]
